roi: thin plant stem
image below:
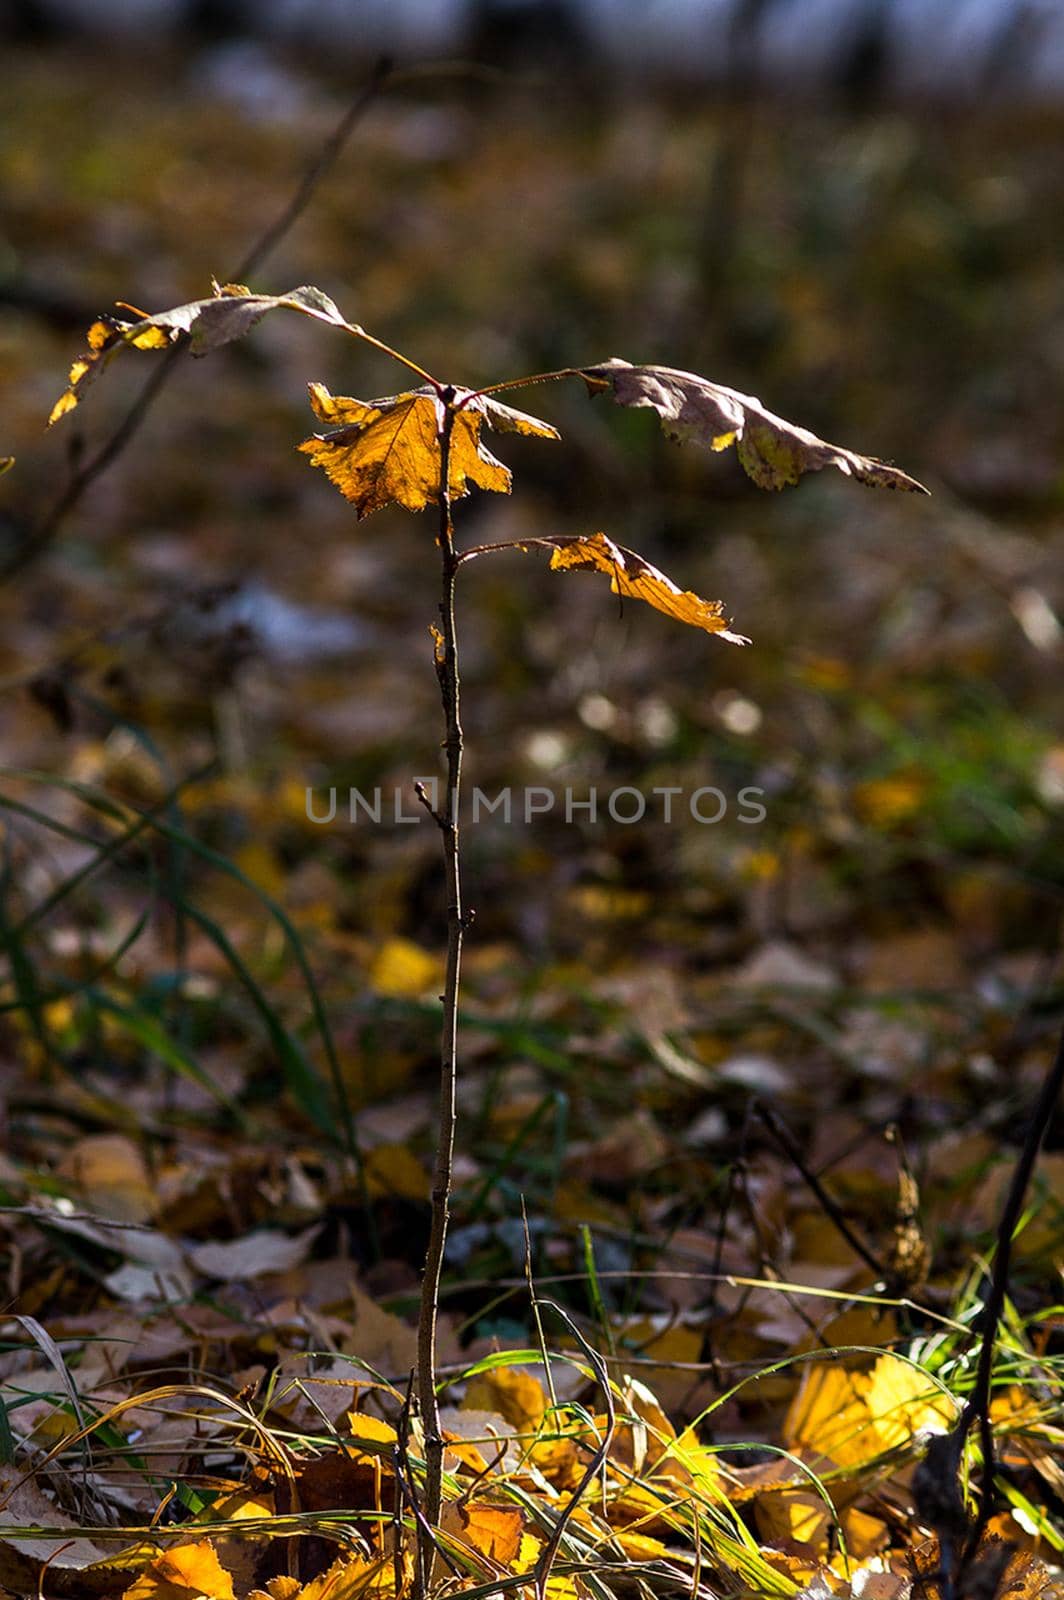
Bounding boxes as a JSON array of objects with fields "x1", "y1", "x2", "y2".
[
  {"x1": 953, "y1": 1022, "x2": 1064, "y2": 1573},
  {"x1": 455, "y1": 539, "x2": 533, "y2": 565},
  {"x1": 232, "y1": 58, "x2": 392, "y2": 283},
  {"x1": 342, "y1": 322, "x2": 441, "y2": 390},
  {"x1": 471, "y1": 367, "x2": 580, "y2": 397},
  {"x1": 754, "y1": 1101, "x2": 886, "y2": 1279},
  {"x1": 416, "y1": 393, "x2": 466, "y2": 1584}
]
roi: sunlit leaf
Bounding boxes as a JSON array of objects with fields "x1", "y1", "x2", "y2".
[
  {"x1": 0, "y1": 457, "x2": 14, "y2": 476},
  {"x1": 858, "y1": 1353, "x2": 956, "y2": 1449},
  {"x1": 297, "y1": 1550, "x2": 408, "y2": 1600},
  {"x1": 49, "y1": 284, "x2": 348, "y2": 425},
  {"x1": 299, "y1": 384, "x2": 557, "y2": 519},
  {"x1": 784, "y1": 1354, "x2": 955, "y2": 1474},
  {"x1": 580, "y1": 358, "x2": 928, "y2": 494},
  {"x1": 463, "y1": 1365, "x2": 547, "y2": 1433},
  {"x1": 755, "y1": 1488, "x2": 832, "y2": 1553},
  {"x1": 479, "y1": 532, "x2": 747, "y2": 641},
  {"x1": 612, "y1": 1529, "x2": 670, "y2": 1560},
  {"x1": 783, "y1": 1365, "x2": 880, "y2": 1471},
  {"x1": 442, "y1": 1499, "x2": 525, "y2": 1565},
  {"x1": 344, "y1": 1412, "x2": 399, "y2": 1452},
  {"x1": 121, "y1": 1540, "x2": 235, "y2": 1600}
]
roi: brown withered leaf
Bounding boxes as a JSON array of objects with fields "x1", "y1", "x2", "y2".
[
  {"x1": 299, "y1": 384, "x2": 558, "y2": 518},
  {"x1": 49, "y1": 284, "x2": 347, "y2": 425},
  {"x1": 470, "y1": 532, "x2": 747, "y2": 642},
  {"x1": 580, "y1": 358, "x2": 928, "y2": 494}
]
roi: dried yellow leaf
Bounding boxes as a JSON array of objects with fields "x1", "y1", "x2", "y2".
[
  {"x1": 300, "y1": 389, "x2": 492, "y2": 517},
  {"x1": 470, "y1": 532, "x2": 745, "y2": 642},
  {"x1": 299, "y1": 1550, "x2": 407, "y2": 1600},
  {"x1": 441, "y1": 1499, "x2": 525, "y2": 1566},
  {"x1": 49, "y1": 284, "x2": 347, "y2": 425},
  {"x1": 463, "y1": 1365, "x2": 547, "y2": 1434},
  {"x1": 121, "y1": 1540, "x2": 235, "y2": 1600}
]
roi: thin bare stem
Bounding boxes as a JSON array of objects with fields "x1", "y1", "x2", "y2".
[
  {"x1": 952, "y1": 1023, "x2": 1064, "y2": 1577},
  {"x1": 469, "y1": 367, "x2": 580, "y2": 398},
  {"x1": 754, "y1": 1102, "x2": 886, "y2": 1279},
  {"x1": 342, "y1": 323, "x2": 441, "y2": 390},
  {"x1": 232, "y1": 59, "x2": 392, "y2": 282},
  {"x1": 416, "y1": 393, "x2": 467, "y2": 1588},
  {"x1": 455, "y1": 539, "x2": 537, "y2": 565}
]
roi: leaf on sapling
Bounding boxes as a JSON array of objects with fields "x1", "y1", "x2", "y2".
[
  {"x1": 48, "y1": 283, "x2": 348, "y2": 426},
  {"x1": 0, "y1": 457, "x2": 14, "y2": 476},
  {"x1": 463, "y1": 532, "x2": 748, "y2": 643},
  {"x1": 299, "y1": 384, "x2": 559, "y2": 519},
  {"x1": 580, "y1": 358, "x2": 929, "y2": 494}
]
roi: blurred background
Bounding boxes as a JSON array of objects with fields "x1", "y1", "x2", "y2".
[{"x1": 2, "y1": 0, "x2": 1064, "y2": 1325}]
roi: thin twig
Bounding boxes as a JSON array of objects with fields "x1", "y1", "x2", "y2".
[
  {"x1": 754, "y1": 1101, "x2": 886, "y2": 1278},
  {"x1": 232, "y1": 59, "x2": 391, "y2": 282},
  {"x1": 2, "y1": 62, "x2": 391, "y2": 580},
  {"x1": 950, "y1": 1023, "x2": 1064, "y2": 1582},
  {"x1": 416, "y1": 393, "x2": 467, "y2": 1591},
  {"x1": 472, "y1": 366, "x2": 581, "y2": 397}
]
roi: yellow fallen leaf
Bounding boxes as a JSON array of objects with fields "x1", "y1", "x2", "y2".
[
  {"x1": 121, "y1": 1540, "x2": 235, "y2": 1600},
  {"x1": 517, "y1": 1532, "x2": 581, "y2": 1600},
  {"x1": 755, "y1": 1487, "x2": 832, "y2": 1553},
  {"x1": 344, "y1": 1412, "x2": 398, "y2": 1462},
  {"x1": 299, "y1": 1550, "x2": 407, "y2": 1600},
  {"x1": 368, "y1": 937, "x2": 442, "y2": 998},
  {"x1": 785, "y1": 1354, "x2": 955, "y2": 1474},
  {"x1": 783, "y1": 1365, "x2": 878, "y2": 1471},
  {"x1": 463, "y1": 1366, "x2": 546, "y2": 1435},
  {"x1": 611, "y1": 1529, "x2": 670, "y2": 1561},
  {"x1": 857, "y1": 1353, "x2": 955, "y2": 1449},
  {"x1": 441, "y1": 1500, "x2": 524, "y2": 1566},
  {"x1": 249, "y1": 1580, "x2": 302, "y2": 1600},
  {"x1": 839, "y1": 1504, "x2": 890, "y2": 1560}
]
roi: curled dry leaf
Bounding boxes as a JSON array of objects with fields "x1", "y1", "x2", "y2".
[
  {"x1": 580, "y1": 358, "x2": 929, "y2": 494},
  {"x1": 48, "y1": 284, "x2": 347, "y2": 425},
  {"x1": 299, "y1": 384, "x2": 558, "y2": 518},
  {"x1": 464, "y1": 532, "x2": 747, "y2": 642}
]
